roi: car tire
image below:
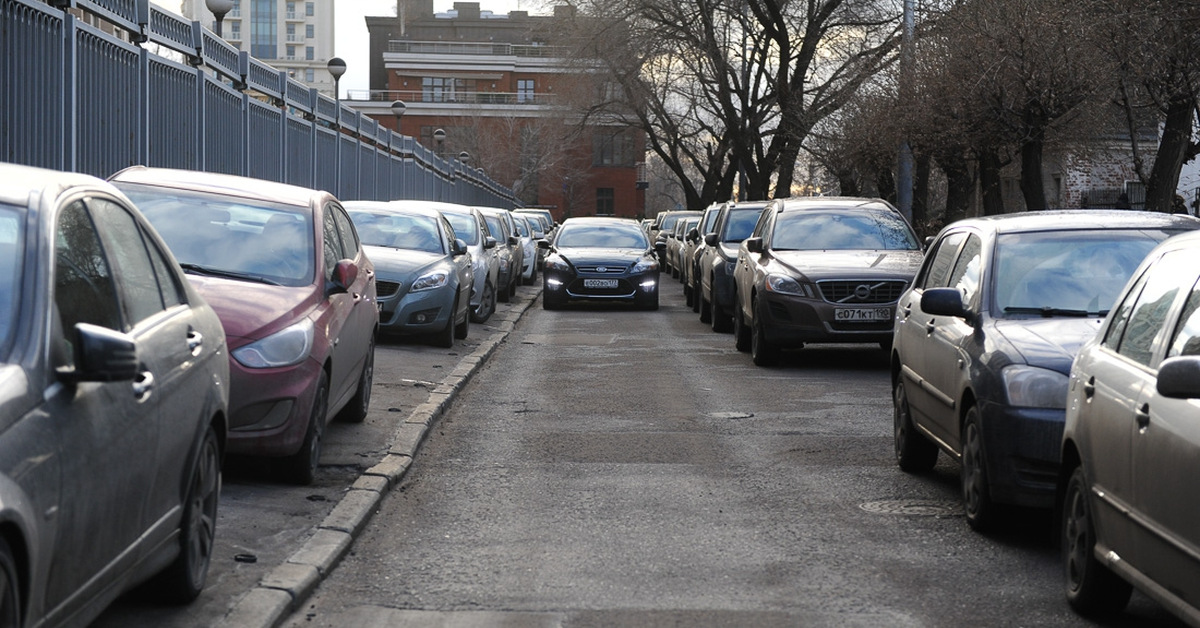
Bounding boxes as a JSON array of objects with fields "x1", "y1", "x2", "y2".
[
  {"x1": 0, "y1": 538, "x2": 21, "y2": 627},
  {"x1": 684, "y1": 284, "x2": 694, "y2": 308},
  {"x1": 962, "y1": 406, "x2": 997, "y2": 531},
  {"x1": 733, "y1": 304, "x2": 751, "y2": 352},
  {"x1": 750, "y1": 299, "x2": 780, "y2": 367},
  {"x1": 157, "y1": 424, "x2": 220, "y2": 603},
  {"x1": 471, "y1": 280, "x2": 495, "y2": 323},
  {"x1": 455, "y1": 303, "x2": 470, "y2": 339},
  {"x1": 336, "y1": 335, "x2": 374, "y2": 424},
  {"x1": 281, "y1": 373, "x2": 327, "y2": 486},
  {"x1": 1063, "y1": 465, "x2": 1133, "y2": 615},
  {"x1": 498, "y1": 276, "x2": 511, "y2": 303},
  {"x1": 711, "y1": 292, "x2": 733, "y2": 333},
  {"x1": 893, "y1": 379, "x2": 938, "y2": 472},
  {"x1": 691, "y1": 280, "x2": 701, "y2": 313},
  {"x1": 699, "y1": 290, "x2": 712, "y2": 324},
  {"x1": 433, "y1": 305, "x2": 455, "y2": 348}
]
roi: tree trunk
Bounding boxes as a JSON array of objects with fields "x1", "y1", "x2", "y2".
[
  {"x1": 942, "y1": 157, "x2": 974, "y2": 226},
  {"x1": 876, "y1": 168, "x2": 897, "y2": 205},
  {"x1": 1144, "y1": 94, "x2": 1194, "y2": 213},
  {"x1": 1019, "y1": 136, "x2": 1047, "y2": 211},
  {"x1": 913, "y1": 152, "x2": 932, "y2": 229},
  {"x1": 835, "y1": 167, "x2": 860, "y2": 197},
  {"x1": 978, "y1": 147, "x2": 1005, "y2": 216}
]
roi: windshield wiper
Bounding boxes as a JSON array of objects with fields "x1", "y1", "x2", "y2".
[
  {"x1": 179, "y1": 263, "x2": 281, "y2": 286},
  {"x1": 1003, "y1": 306, "x2": 1107, "y2": 318}
]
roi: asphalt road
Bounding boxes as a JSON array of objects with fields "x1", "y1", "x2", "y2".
[{"x1": 271, "y1": 284, "x2": 1184, "y2": 628}]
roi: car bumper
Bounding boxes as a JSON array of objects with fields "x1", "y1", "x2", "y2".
[
  {"x1": 378, "y1": 286, "x2": 455, "y2": 334},
  {"x1": 758, "y1": 293, "x2": 896, "y2": 345},
  {"x1": 544, "y1": 269, "x2": 659, "y2": 302},
  {"x1": 226, "y1": 355, "x2": 323, "y2": 458},
  {"x1": 978, "y1": 399, "x2": 1064, "y2": 508}
]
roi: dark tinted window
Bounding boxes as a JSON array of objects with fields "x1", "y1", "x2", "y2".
[
  {"x1": 1115, "y1": 250, "x2": 1189, "y2": 366},
  {"x1": 90, "y1": 198, "x2": 181, "y2": 327},
  {"x1": 56, "y1": 201, "x2": 121, "y2": 338},
  {"x1": 722, "y1": 208, "x2": 767, "y2": 242},
  {"x1": 0, "y1": 205, "x2": 23, "y2": 356},
  {"x1": 918, "y1": 232, "x2": 966, "y2": 290},
  {"x1": 332, "y1": 205, "x2": 360, "y2": 259},
  {"x1": 322, "y1": 211, "x2": 341, "y2": 280},
  {"x1": 771, "y1": 210, "x2": 919, "y2": 251},
  {"x1": 948, "y1": 235, "x2": 983, "y2": 303}
]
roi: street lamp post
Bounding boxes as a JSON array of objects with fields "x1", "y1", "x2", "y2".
[
  {"x1": 457, "y1": 151, "x2": 470, "y2": 166},
  {"x1": 327, "y1": 57, "x2": 347, "y2": 197},
  {"x1": 390, "y1": 100, "x2": 406, "y2": 133},
  {"x1": 433, "y1": 128, "x2": 446, "y2": 157},
  {"x1": 205, "y1": 0, "x2": 234, "y2": 38}
]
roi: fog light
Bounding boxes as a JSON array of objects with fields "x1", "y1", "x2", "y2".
[
  {"x1": 640, "y1": 279, "x2": 657, "y2": 289},
  {"x1": 546, "y1": 278, "x2": 563, "y2": 288},
  {"x1": 408, "y1": 307, "x2": 440, "y2": 324}
]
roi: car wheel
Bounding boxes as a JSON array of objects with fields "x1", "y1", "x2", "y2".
[
  {"x1": 684, "y1": 284, "x2": 694, "y2": 308},
  {"x1": 455, "y1": 302, "x2": 470, "y2": 339},
  {"x1": 471, "y1": 280, "x2": 495, "y2": 323},
  {"x1": 157, "y1": 424, "x2": 220, "y2": 603},
  {"x1": 498, "y1": 276, "x2": 511, "y2": 303},
  {"x1": 433, "y1": 307, "x2": 455, "y2": 348},
  {"x1": 711, "y1": 292, "x2": 733, "y2": 333},
  {"x1": 894, "y1": 379, "x2": 938, "y2": 472},
  {"x1": 962, "y1": 406, "x2": 996, "y2": 531},
  {"x1": 282, "y1": 373, "x2": 327, "y2": 486},
  {"x1": 1063, "y1": 465, "x2": 1133, "y2": 615},
  {"x1": 699, "y1": 290, "x2": 712, "y2": 324},
  {"x1": 691, "y1": 280, "x2": 701, "y2": 313},
  {"x1": 0, "y1": 538, "x2": 21, "y2": 628},
  {"x1": 733, "y1": 304, "x2": 751, "y2": 352},
  {"x1": 336, "y1": 335, "x2": 374, "y2": 424},
  {"x1": 750, "y1": 299, "x2": 780, "y2": 367}
]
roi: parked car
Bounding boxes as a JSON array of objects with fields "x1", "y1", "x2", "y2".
[
  {"x1": 699, "y1": 201, "x2": 770, "y2": 331},
  {"x1": 345, "y1": 201, "x2": 473, "y2": 347},
  {"x1": 732, "y1": 197, "x2": 924, "y2": 366},
  {"x1": 476, "y1": 207, "x2": 522, "y2": 303},
  {"x1": 0, "y1": 163, "x2": 228, "y2": 624},
  {"x1": 667, "y1": 216, "x2": 701, "y2": 280},
  {"x1": 541, "y1": 217, "x2": 665, "y2": 310},
  {"x1": 648, "y1": 210, "x2": 700, "y2": 260},
  {"x1": 512, "y1": 213, "x2": 540, "y2": 285},
  {"x1": 1059, "y1": 230, "x2": 1200, "y2": 625},
  {"x1": 890, "y1": 210, "x2": 1200, "y2": 531},
  {"x1": 684, "y1": 204, "x2": 722, "y2": 310},
  {"x1": 515, "y1": 208, "x2": 556, "y2": 233},
  {"x1": 112, "y1": 166, "x2": 378, "y2": 485},
  {"x1": 435, "y1": 202, "x2": 501, "y2": 324}
]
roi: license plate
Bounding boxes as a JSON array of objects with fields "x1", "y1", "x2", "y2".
[
  {"x1": 583, "y1": 278, "x2": 619, "y2": 288},
  {"x1": 835, "y1": 307, "x2": 891, "y2": 321}
]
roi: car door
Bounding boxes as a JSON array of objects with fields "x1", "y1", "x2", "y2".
[
  {"x1": 41, "y1": 198, "x2": 158, "y2": 618},
  {"x1": 1128, "y1": 255, "x2": 1200, "y2": 603},
  {"x1": 443, "y1": 215, "x2": 473, "y2": 314},
  {"x1": 736, "y1": 206, "x2": 775, "y2": 325},
  {"x1": 896, "y1": 230, "x2": 968, "y2": 439},
  {"x1": 324, "y1": 203, "x2": 376, "y2": 408}
]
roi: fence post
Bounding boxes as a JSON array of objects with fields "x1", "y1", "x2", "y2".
[{"x1": 61, "y1": 10, "x2": 77, "y2": 172}]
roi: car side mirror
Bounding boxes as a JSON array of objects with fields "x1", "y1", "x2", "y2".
[
  {"x1": 330, "y1": 258, "x2": 359, "y2": 294},
  {"x1": 537, "y1": 239, "x2": 552, "y2": 250},
  {"x1": 484, "y1": 236, "x2": 498, "y2": 250},
  {"x1": 1157, "y1": 356, "x2": 1200, "y2": 398},
  {"x1": 704, "y1": 233, "x2": 718, "y2": 247},
  {"x1": 687, "y1": 228, "x2": 699, "y2": 242},
  {"x1": 745, "y1": 237, "x2": 764, "y2": 254},
  {"x1": 921, "y1": 287, "x2": 971, "y2": 322},
  {"x1": 453, "y1": 238, "x2": 468, "y2": 256},
  {"x1": 924, "y1": 236, "x2": 936, "y2": 251},
  {"x1": 655, "y1": 240, "x2": 667, "y2": 252},
  {"x1": 60, "y1": 323, "x2": 139, "y2": 383},
  {"x1": 533, "y1": 231, "x2": 544, "y2": 240},
  {"x1": 508, "y1": 235, "x2": 519, "y2": 247}
]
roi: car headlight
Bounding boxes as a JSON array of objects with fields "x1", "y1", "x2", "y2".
[
  {"x1": 764, "y1": 273, "x2": 808, "y2": 296},
  {"x1": 545, "y1": 256, "x2": 570, "y2": 271},
  {"x1": 232, "y1": 318, "x2": 314, "y2": 368},
  {"x1": 1002, "y1": 365, "x2": 1069, "y2": 409},
  {"x1": 632, "y1": 256, "x2": 658, "y2": 273},
  {"x1": 411, "y1": 271, "x2": 449, "y2": 292},
  {"x1": 499, "y1": 257, "x2": 510, "y2": 272}
]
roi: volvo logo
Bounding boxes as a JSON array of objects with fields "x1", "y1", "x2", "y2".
[
  {"x1": 597, "y1": 266, "x2": 608, "y2": 272},
  {"x1": 854, "y1": 284, "x2": 873, "y2": 300}
]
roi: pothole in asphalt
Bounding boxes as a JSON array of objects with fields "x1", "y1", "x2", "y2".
[{"x1": 859, "y1": 499, "x2": 962, "y2": 516}]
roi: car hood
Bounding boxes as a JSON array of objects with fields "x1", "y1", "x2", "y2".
[
  {"x1": 774, "y1": 249, "x2": 924, "y2": 280},
  {"x1": 187, "y1": 276, "x2": 317, "y2": 342},
  {"x1": 365, "y1": 246, "x2": 446, "y2": 279},
  {"x1": 992, "y1": 317, "x2": 1105, "y2": 374},
  {"x1": 558, "y1": 247, "x2": 649, "y2": 267}
]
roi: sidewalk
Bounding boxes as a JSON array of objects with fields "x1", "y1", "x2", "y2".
[{"x1": 217, "y1": 285, "x2": 540, "y2": 628}]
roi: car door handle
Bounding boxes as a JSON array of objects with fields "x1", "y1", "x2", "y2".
[
  {"x1": 901, "y1": 304, "x2": 912, "y2": 319},
  {"x1": 187, "y1": 329, "x2": 204, "y2": 355},
  {"x1": 1082, "y1": 376, "x2": 1095, "y2": 400},
  {"x1": 925, "y1": 320, "x2": 936, "y2": 335},
  {"x1": 132, "y1": 370, "x2": 154, "y2": 402},
  {"x1": 1136, "y1": 403, "x2": 1150, "y2": 430}
]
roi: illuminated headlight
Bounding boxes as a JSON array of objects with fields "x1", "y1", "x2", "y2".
[
  {"x1": 632, "y1": 257, "x2": 658, "y2": 273},
  {"x1": 232, "y1": 318, "x2": 314, "y2": 368},
  {"x1": 1002, "y1": 365, "x2": 1069, "y2": 409},
  {"x1": 764, "y1": 273, "x2": 811, "y2": 297},
  {"x1": 411, "y1": 271, "x2": 449, "y2": 292},
  {"x1": 545, "y1": 257, "x2": 570, "y2": 271}
]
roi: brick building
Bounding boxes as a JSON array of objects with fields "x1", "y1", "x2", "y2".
[{"x1": 354, "y1": 1, "x2": 646, "y2": 220}]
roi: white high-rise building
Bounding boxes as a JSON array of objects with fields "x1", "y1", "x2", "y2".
[{"x1": 179, "y1": 0, "x2": 338, "y2": 96}]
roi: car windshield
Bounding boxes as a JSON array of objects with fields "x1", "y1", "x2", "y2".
[
  {"x1": 993, "y1": 229, "x2": 1177, "y2": 317},
  {"x1": 117, "y1": 184, "x2": 315, "y2": 287},
  {"x1": 771, "y1": 209, "x2": 920, "y2": 251},
  {"x1": 350, "y1": 211, "x2": 443, "y2": 254},
  {"x1": 722, "y1": 208, "x2": 767, "y2": 242},
  {"x1": 0, "y1": 205, "x2": 22, "y2": 359},
  {"x1": 442, "y1": 212, "x2": 479, "y2": 246},
  {"x1": 556, "y1": 224, "x2": 648, "y2": 249}
]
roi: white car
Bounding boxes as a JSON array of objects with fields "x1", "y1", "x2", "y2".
[{"x1": 513, "y1": 213, "x2": 541, "y2": 284}]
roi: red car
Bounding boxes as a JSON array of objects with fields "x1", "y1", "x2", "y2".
[{"x1": 112, "y1": 167, "x2": 378, "y2": 484}]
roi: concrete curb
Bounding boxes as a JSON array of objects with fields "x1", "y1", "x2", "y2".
[{"x1": 217, "y1": 287, "x2": 539, "y2": 628}]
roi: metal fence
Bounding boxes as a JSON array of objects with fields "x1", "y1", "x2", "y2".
[{"x1": 0, "y1": 0, "x2": 516, "y2": 207}]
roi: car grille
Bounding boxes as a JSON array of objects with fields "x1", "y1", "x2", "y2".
[
  {"x1": 376, "y1": 280, "x2": 401, "y2": 298},
  {"x1": 567, "y1": 278, "x2": 634, "y2": 296},
  {"x1": 575, "y1": 264, "x2": 628, "y2": 274},
  {"x1": 818, "y1": 280, "x2": 907, "y2": 304}
]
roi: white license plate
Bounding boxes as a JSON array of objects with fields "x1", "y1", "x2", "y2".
[
  {"x1": 583, "y1": 278, "x2": 619, "y2": 288},
  {"x1": 835, "y1": 307, "x2": 892, "y2": 321}
]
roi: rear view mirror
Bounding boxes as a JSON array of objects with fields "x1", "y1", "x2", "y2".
[
  {"x1": 921, "y1": 287, "x2": 971, "y2": 321},
  {"x1": 484, "y1": 236, "x2": 498, "y2": 250},
  {"x1": 62, "y1": 323, "x2": 139, "y2": 383},
  {"x1": 452, "y1": 238, "x2": 468, "y2": 256},
  {"x1": 704, "y1": 233, "x2": 718, "y2": 247},
  {"x1": 744, "y1": 237, "x2": 764, "y2": 254},
  {"x1": 1157, "y1": 356, "x2": 1200, "y2": 398},
  {"x1": 330, "y1": 258, "x2": 359, "y2": 293}
]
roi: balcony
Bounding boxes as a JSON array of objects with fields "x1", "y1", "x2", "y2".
[
  {"x1": 346, "y1": 89, "x2": 558, "y2": 106},
  {"x1": 386, "y1": 40, "x2": 570, "y2": 58}
]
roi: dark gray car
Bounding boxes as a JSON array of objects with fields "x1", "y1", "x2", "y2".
[
  {"x1": 0, "y1": 163, "x2": 229, "y2": 625},
  {"x1": 891, "y1": 210, "x2": 1200, "y2": 532},
  {"x1": 699, "y1": 201, "x2": 769, "y2": 332}
]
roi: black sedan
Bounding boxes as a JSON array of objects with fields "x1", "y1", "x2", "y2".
[{"x1": 540, "y1": 217, "x2": 665, "y2": 310}]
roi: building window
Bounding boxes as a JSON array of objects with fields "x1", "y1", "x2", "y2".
[
  {"x1": 305, "y1": 1, "x2": 313, "y2": 16},
  {"x1": 305, "y1": 68, "x2": 314, "y2": 82},
  {"x1": 231, "y1": 0, "x2": 241, "y2": 17},
  {"x1": 593, "y1": 130, "x2": 633, "y2": 167},
  {"x1": 596, "y1": 188, "x2": 615, "y2": 215},
  {"x1": 230, "y1": 22, "x2": 241, "y2": 39},
  {"x1": 286, "y1": 23, "x2": 296, "y2": 41},
  {"x1": 422, "y1": 77, "x2": 476, "y2": 103},
  {"x1": 306, "y1": 24, "x2": 314, "y2": 38},
  {"x1": 600, "y1": 81, "x2": 624, "y2": 102},
  {"x1": 286, "y1": 2, "x2": 295, "y2": 18},
  {"x1": 305, "y1": 46, "x2": 314, "y2": 61},
  {"x1": 517, "y1": 79, "x2": 535, "y2": 103},
  {"x1": 286, "y1": 45, "x2": 296, "y2": 60},
  {"x1": 250, "y1": 0, "x2": 276, "y2": 58}
]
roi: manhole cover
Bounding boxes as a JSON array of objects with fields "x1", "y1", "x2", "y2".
[{"x1": 859, "y1": 499, "x2": 962, "y2": 517}]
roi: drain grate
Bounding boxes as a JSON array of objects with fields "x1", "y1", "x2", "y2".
[{"x1": 859, "y1": 499, "x2": 962, "y2": 517}]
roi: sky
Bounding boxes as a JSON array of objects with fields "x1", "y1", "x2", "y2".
[{"x1": 334, "y1": 1, "x2": 543, "y2": 97}]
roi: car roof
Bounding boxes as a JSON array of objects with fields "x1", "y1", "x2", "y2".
[
  {"x1": 561, "y1": 216, "x2": 641, "y2": 228},
  {"x1": 773, "y1": 197, "x2": 899, "y2": 213},
  {"x1": 109, "y1": 166, "x2": 331, "y2": 207},
  {"x1": 0, "y1": 163, "x2": 116, "y2": 206},
  {"x1": 941, "y1": 210, "x2": 1200, "y2": 234},
  {"x1": 343, "y1": 200, "x2": 444, "y2": 220}
]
